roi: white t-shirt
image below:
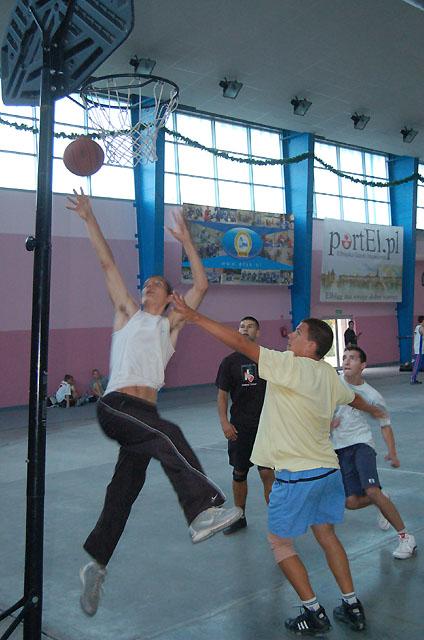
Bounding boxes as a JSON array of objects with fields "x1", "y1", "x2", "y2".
[
  {"x1": 414, "y1": 324, "x2": 423, "y2": 355},
  {"x1": 331, "y1": 373, "x2": 389, "y2": 451},
  {"x1": 56, "y1": 381, "x2": 71, "y2": 403}
]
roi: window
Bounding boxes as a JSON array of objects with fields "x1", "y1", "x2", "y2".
[
  {"x1": 314, "y1": 141, "x2": 391, "y2": 225},
  {"x1": 164, "y1": 111, "x2": 286, "y2": 213},
  {"x1": 417, "y1": 164, "x2": 424, "y2": 230},
  {"x1": 0, "y1": 84, "x2": 134, "y2": 200}
]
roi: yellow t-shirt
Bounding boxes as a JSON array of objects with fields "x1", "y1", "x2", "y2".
[{"x1": 251, "y1": 348, "x2": 355, "y2": 471}]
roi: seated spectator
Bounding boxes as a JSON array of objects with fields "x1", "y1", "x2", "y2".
[
  {"x1": 90, "y1": 369, "x2": 109, "y2": 400},
  {"x1": 56, "y1": 374, "x2": 80, "y2": 408}
]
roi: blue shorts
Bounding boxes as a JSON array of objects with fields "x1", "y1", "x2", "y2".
[
  {"x1": 268, "y1": 467, "x2": 345, "y2": 538},
  {"x1": 336, "y1": 443, "x2": 381, "y2": 497}
]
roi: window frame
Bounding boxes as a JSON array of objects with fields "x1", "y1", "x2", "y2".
[
  {"x1": 164, "y1": 109, "x2": 286, "y2": 214},
  {"x1": 313, "y1": 139, "x2": 392, "y2": 225}
]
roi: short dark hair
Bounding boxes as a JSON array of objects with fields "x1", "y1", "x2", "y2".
[
  {"x1": 302, "y1": 318, "x2": 334, "y2": 359},
  {"x1": 64, "y1": 374, "x2": 73, "y2": 382},
  {"x1": 344, "y1": 346, "x2": 367, "y2": 363},
  {"x1": 240, "y1": 316, "x2": 260, "y2": 329},
  {"x1": 348, "y1": 320, "x2": 354, "y2": 326},
  {"x1": 418, "y1": 315, "x2": 424, "y2": 323}
]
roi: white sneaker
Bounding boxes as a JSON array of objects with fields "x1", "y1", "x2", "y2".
[
  {"x1": 79, "y1": 561, "x2": 107, "y2": 616},
  {"x1": 377, "y1": 491, "x2": 391, "y2": 531},
  {"x1": 189, "y1": 506, "x2": 243, "y2": 543},
  {"x1": 393, "y1": 534, "x2": 417, "y2": 559}
]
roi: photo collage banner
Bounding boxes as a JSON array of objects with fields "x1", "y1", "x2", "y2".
[{"x1": 181, "y1": 203, "x2": 294, "y2": 286}]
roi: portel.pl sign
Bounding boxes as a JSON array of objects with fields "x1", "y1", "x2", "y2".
[{"x1": 320, "y1": 219, "x2": 403, "y2": 302}]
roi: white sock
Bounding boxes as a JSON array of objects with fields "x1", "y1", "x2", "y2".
[
  {"x1": 342, "y1": 591, "x2": 358, "y2": 605},
  {"x1": 302, "y1": 596, "x2": 321, "y2": 612}
]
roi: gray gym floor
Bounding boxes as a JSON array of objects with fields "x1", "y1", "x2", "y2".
[{"x1": 0, "y1": 367, "x2": 423, "y2": 639}]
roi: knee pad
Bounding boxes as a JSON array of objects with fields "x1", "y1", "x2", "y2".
[
  {"x1": 233, "y1": 469, "x2": 248, "y2": 482},
  {"x1": 267, "y1": 533, "x2": 297, "y2": 563}
]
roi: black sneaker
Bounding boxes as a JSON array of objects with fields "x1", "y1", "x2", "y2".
[
  {"x1": 285, "y1": 606, "x2": 332, "y2": 635},
  {"x1": 223, "y1": 516, "x2": 247, "y2": 535},
  {"x1": 333, "y1": 599, "x2": 366, "y2": 631}
]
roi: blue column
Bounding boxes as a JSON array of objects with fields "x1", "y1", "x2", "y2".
[
  {"x1": 282, "y1": 132, "x2": 314, "y2": 328},
  {"x1": 388, "y1": 155, "x2": 418, "y2": 363},
  {"x1": 132, "y1": 127, "x2": 166, "y2": 290}
]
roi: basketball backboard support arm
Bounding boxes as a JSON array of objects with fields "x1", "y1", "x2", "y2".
[{"x1": 0, "y1": 2, "x2": 134, "y2": 639}]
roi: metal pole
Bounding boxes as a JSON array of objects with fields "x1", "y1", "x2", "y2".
[{"x1": 22, "y1": 39, "x2": 55, "y2": 640}]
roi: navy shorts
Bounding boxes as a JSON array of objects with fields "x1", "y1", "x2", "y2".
[
  {"x1": 228, "y1": 426, "x2": 257, "y2": 471},
  {"x1": 336, "y1": 443, "x2": 381, "y2": 497},
  {"x1": 268, "y1": 467, "x2": 345, "y2": 537}
]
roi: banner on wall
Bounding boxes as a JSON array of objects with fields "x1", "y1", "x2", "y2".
[
  {"x1": 181, "y1": 203, "x2": 294, "y2": 286},
  {"x1": 320, "y1": 219, "x2": 403, "y2": 302}
]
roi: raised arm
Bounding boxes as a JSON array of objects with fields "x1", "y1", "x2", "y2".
[
  {"x1": 171, "y1": 292, "x2": 259, "y2": 362},
  {"x1": 167, "y1": 213, "x2": 208, "y2": 334},
  {"x1": 66, "y1": 189, "x2": 138, "y2": 329}
]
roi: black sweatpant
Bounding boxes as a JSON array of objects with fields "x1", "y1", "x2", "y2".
[{"x1": 84, "y1": 392, "x2": 225, "y2": 566}]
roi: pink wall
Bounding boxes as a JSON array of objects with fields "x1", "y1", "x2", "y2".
[
  {"x1": 0, "y1": 192, "x2": 137, "y2": 407},
  {"x1": 0, "y1": 195, "x2": 291, "y2": 406},
  {"x1": 1, "y1": 195, "x2": 423, "y2": 407}
]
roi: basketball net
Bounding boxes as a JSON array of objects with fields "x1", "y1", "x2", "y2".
[{"x1": 81, "y1": 74, "x2": 179, "y2": 166}]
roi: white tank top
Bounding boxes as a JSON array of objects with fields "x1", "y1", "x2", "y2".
[{"x1": 105, "y1": 310, "x2": 175, "y2": 393}]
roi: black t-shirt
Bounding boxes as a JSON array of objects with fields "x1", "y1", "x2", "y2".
[
  {"x1": 344, "y1": 328, "x2": 357, "y2": 347},
  {"x1": 215, "y1": 352, "x2": 266, "y2": 427}
]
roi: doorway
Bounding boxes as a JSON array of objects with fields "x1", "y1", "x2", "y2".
[{"x1": 322, "y1": 318, "x2": 352, "y2": 369}]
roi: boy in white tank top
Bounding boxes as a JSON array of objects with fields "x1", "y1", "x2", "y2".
[{"x1": 66, "y1": 190, "x2": 242, "y2": 616}]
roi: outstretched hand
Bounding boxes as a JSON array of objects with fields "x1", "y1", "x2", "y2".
[
  {"x1": 385, "y1": 452, "x2": 400, "y2": 468},
  {"x1": 66, "y1": 188, "x2": 93, "y2": 221},
  {"x1": 167, "y1": 211, "x2": 192, "y2": 245},
  {"x1": 172, "y1": 292, "x2": 197, "y2": 322}
]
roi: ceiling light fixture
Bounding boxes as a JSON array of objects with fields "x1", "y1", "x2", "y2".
[
  {"x1": 219, "y1": 78, "x2": 243, "y2": 99},
  {"x1": 401, "y1": 127, "x2": 418, "y2": 143},
  {"x1": 351, "y1": 113, "x2": 370, "y2": 130},
  {"x1": 129, "y1": 55, "x2": 156, "y2": 74},
  {"x1": 290, "y1": 96, "x2": 312, "y2": 116}
]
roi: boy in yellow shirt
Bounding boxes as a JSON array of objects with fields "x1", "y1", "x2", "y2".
[{"x1": 172, "y1": 293, "x2": 386, "y2": 636}]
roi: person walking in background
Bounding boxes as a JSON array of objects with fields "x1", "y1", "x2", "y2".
[
  {"x1": 344, "y1": 320, "x2": 361, "y2": 348},
  {"x1": 172, "y1": 293, "x2": 388, "y2": 636},
  {"x1": 410, "y1": 315, "x2": 424, "y2": 384},
  {"x1": 216, "y1": 316, "x2": 274, "y2": 535},
  {"x1": 66, "y1": 190, "x2": 242, "y2": 617},
  {"x1": 332, "y1": 346, "x2": 416, "y2": 560}
]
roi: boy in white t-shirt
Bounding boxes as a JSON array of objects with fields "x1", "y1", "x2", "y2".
[
  {"x1": 55, "y1": 374, "x2": 79, "y2": 408},
  {"x1": 332, "y1": 346, "x2": 416, "y2": 560}
]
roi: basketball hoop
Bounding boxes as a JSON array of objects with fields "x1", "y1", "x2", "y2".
[{"x1": 80, "y1": 73, "x2": 179, "y2": 166}]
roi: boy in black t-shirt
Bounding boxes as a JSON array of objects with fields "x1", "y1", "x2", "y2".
[
  {"x1": 216, "y1": 316, "x2": 274, "y2": 534},
  {"x1": 344, "y1": 320, "x2": 361, "y2": 348}
]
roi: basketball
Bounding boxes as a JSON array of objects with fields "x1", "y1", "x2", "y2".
[{"x1": 63, "y1": 136, "x2": 104, "y2": 177}]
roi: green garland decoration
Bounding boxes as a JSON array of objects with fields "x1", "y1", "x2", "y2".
[{"x1": 0, "y1": 113, "x2": 423, "y2": 188}]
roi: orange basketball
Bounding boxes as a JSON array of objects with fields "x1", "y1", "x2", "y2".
[{"x1": 63, "y1": 136, "x2": 104, "y2": 176}]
